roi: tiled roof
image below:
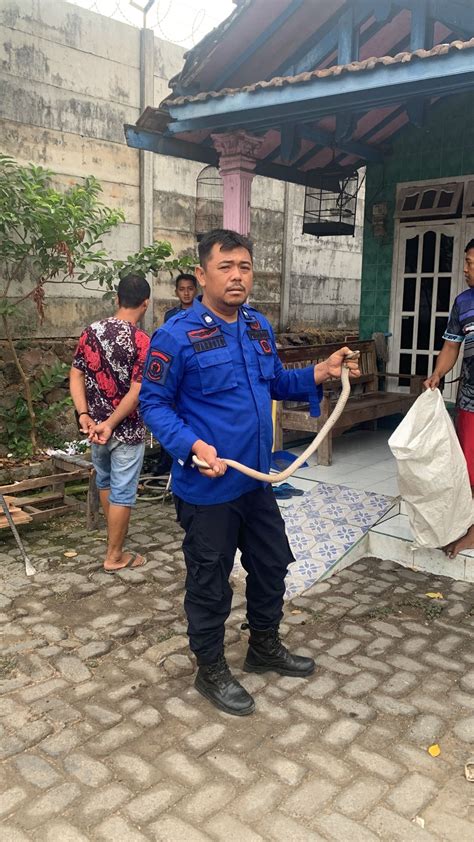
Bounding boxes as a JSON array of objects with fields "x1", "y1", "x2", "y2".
[{"x1": 168, "y1": 38, "x2": 474, "y2": 107}]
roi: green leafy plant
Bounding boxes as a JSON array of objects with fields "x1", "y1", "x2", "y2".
[
  {"x1": 0, "y1": 156, "x2": 195, "y2": 454},
  {"x1": 0, "y1": 361, "x2": 72, "y2": 457}
]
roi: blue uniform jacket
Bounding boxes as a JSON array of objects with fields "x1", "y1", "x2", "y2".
[{"x1": 140, "y1": 297, "x2": 322, "y2": 505}]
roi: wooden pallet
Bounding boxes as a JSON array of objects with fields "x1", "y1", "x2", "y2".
[
  {"x1": 52, "y1": 456, "x2": 100, "y2": 530},
  {"x1": 0, "y1": 468, "x2": 93, "y2": 527},
  {"x1": 0, "y1": 496, "x2": 33, "y2": 529}
]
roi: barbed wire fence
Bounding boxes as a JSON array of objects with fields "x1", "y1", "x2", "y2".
[{"x1": 69, "y1": 0, "x2": 233, "y2": 47}]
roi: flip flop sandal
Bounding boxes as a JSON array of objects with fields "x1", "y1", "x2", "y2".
[
  {"x1": 273, "y1": 486, "x2": 293, "y2": 499},
  {"x1": 104, "y1": 553, "x2": 146, "y2": 575},
  {"x1": 278, "y1": 482, "x2": 305, "y2": 496}
]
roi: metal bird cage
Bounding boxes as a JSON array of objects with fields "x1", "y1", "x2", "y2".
[
  {"x1": 196, "y1": 166, "x2": 224, "y2": 240},
  {"x1": 303, "y1": 171, "x2": 359, "y2": 237}
]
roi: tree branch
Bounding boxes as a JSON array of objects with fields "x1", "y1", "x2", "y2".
[{"x1": 1, "y1": 313, "x2": 37, "y2": 451}]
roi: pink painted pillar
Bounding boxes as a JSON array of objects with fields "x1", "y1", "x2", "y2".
[{"x1": 211, "y1": 131, "x2": 264, "y2": 235}]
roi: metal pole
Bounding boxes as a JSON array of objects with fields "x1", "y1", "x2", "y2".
[
  {"x1": 136, "y1": 1, "x2": 156, "y2": 334},
  {"x1": 0, "y1": 495, "x2": 36, "y2": 576},
  {"x1": 280, "y1": 181, "x2": 296, "y2": 331}
]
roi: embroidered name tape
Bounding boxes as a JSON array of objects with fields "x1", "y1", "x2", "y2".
[
  {"x1": 145, "y1": 349, "x2": 173, "y2": 384},
  {"x1": 187, "y1": 327, "x2": 227, "y2": 353},
  {"x1": 247, "y1": 328, "x2": 270, "y2": 341}
]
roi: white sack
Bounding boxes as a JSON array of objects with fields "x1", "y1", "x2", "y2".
[{"x1": 388, "y1": 388, "x2": 472, "y2": 548}]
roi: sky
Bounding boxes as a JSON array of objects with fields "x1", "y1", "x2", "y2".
[{"x1": 67, "y1": 0, "x2": 236, "y2": 48}]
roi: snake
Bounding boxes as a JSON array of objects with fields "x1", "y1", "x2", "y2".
[{"x1": 192, "y1": 351, "x2": 360, "y2": 483}]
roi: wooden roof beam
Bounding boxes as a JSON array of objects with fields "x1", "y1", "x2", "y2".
[
  {"x1": 124, "y1": 125, "x2": 339, "y2": 188},
  {"x1": 213, "y1": 0, "x2": 306, "y2": 91}
]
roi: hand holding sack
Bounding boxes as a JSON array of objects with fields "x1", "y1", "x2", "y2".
[{"x1": 389, "y1": 388, "x2": 473, "y2": 548}]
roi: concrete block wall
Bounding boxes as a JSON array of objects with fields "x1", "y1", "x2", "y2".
[
  {"x1": 289, "y1": 182, "x2": 365, "y2": 332},
  {"x1": 1, "y1": 0, "x2": 363, "y2": 339},
  {"x1": 0, "y1": 0, "x2": 180, "y2": 337}
]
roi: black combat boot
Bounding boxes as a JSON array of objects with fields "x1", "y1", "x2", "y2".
[
  {"x1": 243, "y1": 627, "x2": 315, "y2": 677},
  {"x1": 195, "y1": 653, "x2": 255, "y2": 716}
]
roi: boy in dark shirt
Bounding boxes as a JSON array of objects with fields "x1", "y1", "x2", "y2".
[{"x1": 164, "y1": 272, "x2": 198, "y2": 322}]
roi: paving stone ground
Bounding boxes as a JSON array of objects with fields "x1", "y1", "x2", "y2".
[{"x1": 1, "y1": 499, "x2": 474, "y2": 841}]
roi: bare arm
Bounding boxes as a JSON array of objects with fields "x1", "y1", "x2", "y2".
[
  {"x1": 424, "y1": 340, "x2": 461, "y2": 389},
  {"x1": 69, "y1": 367, "x2": 94, "y2": 434}
]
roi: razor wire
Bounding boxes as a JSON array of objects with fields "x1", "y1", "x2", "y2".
[{"x1": 67, "y1": 0, "x2": 234, "y2": 47}]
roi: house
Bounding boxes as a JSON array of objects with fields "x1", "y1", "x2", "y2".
[
  {"x1": 126, "y1": 0, "x2": 474, "y2": 397},
  {"x1": 0, "y1": 0, "x2": 365, "y2": 335}
]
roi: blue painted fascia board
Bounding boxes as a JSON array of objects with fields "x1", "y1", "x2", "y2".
[
  {"x1": 166, "y1": 48, "x2": 474, "y2": 134},
  {"x1": 124, "y1": 126, "x2": 218, "y2": 164}
]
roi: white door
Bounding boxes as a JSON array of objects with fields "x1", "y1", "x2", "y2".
[{"x1": 392, "y1": 222, "x2": 462, "y2": 402}]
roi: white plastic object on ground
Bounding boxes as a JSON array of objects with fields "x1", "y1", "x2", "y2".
[{"x1": 388, "y1": 388, "x2": 472, "y2": 548}]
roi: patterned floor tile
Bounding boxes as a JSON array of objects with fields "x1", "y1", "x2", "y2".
[{"x1": 283, "y1": 482, "x2": 394, "y2": 597}]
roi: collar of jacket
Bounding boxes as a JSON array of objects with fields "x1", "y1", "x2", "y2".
[{"x1": 191, "y1": 295, "x2": 255, "y2": 327}]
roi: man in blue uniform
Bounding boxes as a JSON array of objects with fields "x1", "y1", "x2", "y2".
[{"x1": 140, "y1": 229, "x2": 360, "y2": 716}]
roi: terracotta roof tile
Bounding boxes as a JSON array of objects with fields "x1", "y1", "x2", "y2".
[{"x1": 168, "y1": 39, "x2": 474, "y2": 107}]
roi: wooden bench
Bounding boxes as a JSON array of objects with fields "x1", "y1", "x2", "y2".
[{"x1": 275, "y1": 339, "x2": 423, "y2": 466}]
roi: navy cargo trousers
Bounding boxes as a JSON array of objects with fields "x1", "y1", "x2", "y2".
[{"x1": 175, "y1": 485, "x2": 293, "y2": 664}]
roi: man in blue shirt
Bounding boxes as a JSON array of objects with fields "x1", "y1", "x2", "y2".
[
  {"x1": 425, "y1": 238, "x2": 474, "y2": 557},
  {"x1": 140, "y1": 229, "x2": 360, "y2": 716}
]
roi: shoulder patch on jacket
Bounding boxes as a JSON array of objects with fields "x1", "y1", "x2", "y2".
[
  {"x1": 145, "y1": 349, "x2": 173, "y2": 384},
  {"x1": 246, "y1": 317, "x2": 271, "y2": 352}
]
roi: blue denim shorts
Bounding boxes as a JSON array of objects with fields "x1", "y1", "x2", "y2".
[{"x1": 91, "y1": 439, "x2": 145, "y2": 507}]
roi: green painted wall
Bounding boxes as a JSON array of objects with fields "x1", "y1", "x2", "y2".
[{"x1": 359, "y1": 92, "x2": 474, "y2": 339}]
